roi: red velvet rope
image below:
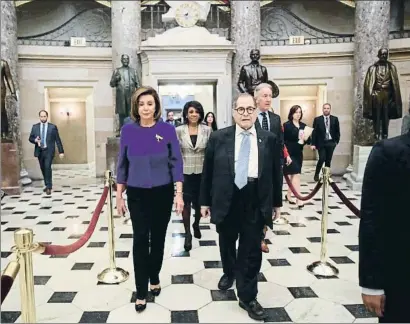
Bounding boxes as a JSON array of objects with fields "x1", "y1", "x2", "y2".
[
  {"x1": 284, "y1": 175, "x2": 323, "y2": 201},
  {"x1": 329, "y1": 182, "x2": 360, "y2": 217},
  {"x1": 40, "y1": 186, "x2": 109, "y2": 255},
  {"x1": 1, "y1": 275, "x2": 15, "y2": 305}
]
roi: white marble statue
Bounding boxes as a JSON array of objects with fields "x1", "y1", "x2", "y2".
[{"x1": 162, "y1": 1, "x2": 211, "y2": 24}]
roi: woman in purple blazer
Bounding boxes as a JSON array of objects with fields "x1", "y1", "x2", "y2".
[{"x1": 116, "y1": 86, "x2": 184, "y2": 313}]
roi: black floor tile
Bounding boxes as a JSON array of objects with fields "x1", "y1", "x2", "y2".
[
  {"x1": 264, "y1": 239, "x2": 272, "y2": 245},
  {"x1": 48, "y1": 292, "x2": 77, "y2": 303},
  {"x1": 327, "y1": 229, "x2": 340, "y2": 234},
  {"x1": 328, "y1": 206, "x2": 341, "y2": 209},
  {"x1": 307, "y1": 237, "x2": 321, "y2": 243},
  {"x1": 51, "y1": 227, "x2": 66, "y2": 232},
  {"x1": 345, "y1": 245, "x2": 359, "y2": 251},
  {"x1": 305, "y1": 216, "x2": 320, "y2": 221},
  {"x1": 203, "y1": 261, "x2": 223, "y2": 269},
  {"x1": 289, "y1": 247, "x2": 310, "y2": 254},
  {"x1": 288, "y1": 287, "x2": 318, "y2": 298},
  {"x1": 344, "y1": 304, "x2": 376, "y2": 318},
  {"x1": 24, "y1": 216, "x2": 38, "y2": 219},
  {"x1": 317, "y1": 210, "x2": 331, "y2": 215},
  {"x1": 199, "y1": 240, "x2": 217, "y2": 247},
  {"x1": 50, "y1": 254, "x2": 69, "y2": 258},
  {"x1": 199, "y1": 225, "x2": 210, "y2": 230},
  {"x1": 289, "y1": 223, "x2": 307, "y2": 228},
  {"x1": 172, "y1": 251, "x2": 190, "y2": 257},
  {"x1": 37, "y1": 221, "x2": 51, "y2": 225},
  {"x1": 65, "y1": 215, "x2": 79, "y2": 219},
  {"x1": 268, "y1": 259, "x2": 291, "y2": 267},
  {"x1": 51, "y1": 211, "x2": 64, "y2": 214},
  {"x1": 82, "y1": 221, "x2": 90, "y2": 225},
  {"x1": 2, "y1": 207, "x2": 15, "y2": 210},
  {"x1": 3, "y1": 227, "x2": 19, "y2": 232},
  {"x1": 119, "y1": 233, "x2": 133, "y2": 238},
  {"x1": 335, "y1": 221, "x2": 352, "y2": 226},
  {"x1": 12, "y1": 211, "x2": 25, "y2": 214},
  {"x1": 257, "y1": 272, "x2": 267, "y2": 282},
  {"x1": 330, "y1": 256, "x2": 355, "y2": 264},
  {"x1": 40, "y1": 206, "x2": 52, "y2": 209},
  {"x1": 88, "y1": 242, "x2": 106, "y2": 248},
  {"x1": 172, "y1": 274, "x2": 194, "y2": 284},
  {"x1": 273, "y1": 230, "x2": 291, "y2": 235},
  {"x1": 1, "y1": 311, "x2": 21, "y2": 323},
  {"x1": 1, "y1": 221, "x2": 8, "y2": 225},
  {"x1": 315, "y1": 275, "x2": 338, "y2": 279},
  {"x1": 130, "y1": 291, "x2": 155, "y2": 303},
  {"x1": 79, "y1": 311, "x2": 109, "y2": 323},
  {"x1": 77, "y1": 206, "x2": 88, "y2": 209},
  {"x1": 210, "y1": 289, "x2": 237, "y2": 301},
  {"x1": 263, "y1": 307, "x2": 292, "y2": 322},
  {"x1": 100, "y1": 227, "x2": 108, "y2": 231},
  {"x1": 115, "y1": 251, "x2": 130, "y2": 258},
  {"x1": 34, "y1": 276, "x2": 51, "y2": 285},
  {"x1": 171, "y1": 310, "x2": 199, "y2": 323},
  {"x1": 346, "y1": 215, "x2": 359, "y2": 219},
  {"x1": 71, "y1": 262, "x2": 94, "y2": 270},
  {"x1": 1, "y1": 252, "x2": 12, "y2": 258}
]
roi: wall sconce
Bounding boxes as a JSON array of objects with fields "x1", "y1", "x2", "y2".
[{"x1": 60, "y1": 108, "x2": 71, "y2": 117}]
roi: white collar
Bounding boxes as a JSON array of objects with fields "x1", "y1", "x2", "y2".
[
  {"x1": 235, "y1": 124, "x2": 256, "y2": 136},
  {"x1": 258, "y1": 109, "x2": 270, "y2": 115}
]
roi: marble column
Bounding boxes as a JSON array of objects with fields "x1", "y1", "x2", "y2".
[
  {"x1": 352, "y1": 1, "x2": 390, "y2": 146},
  {"x1": 1, "y1": 1, "x2": 31, "y2": 186},
  {"x1": 111, "y1": 1, "x2": 141, "y2": 133},
  {"x1": 230, "y1": 1, "x2": 261, "y2": 100}
]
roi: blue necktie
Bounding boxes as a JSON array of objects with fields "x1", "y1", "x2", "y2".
[
  {"x1": 41, "y1": 124, "x2": 45, "y2": 147},
  {"x1": 235, "y1": 131, "x2": 251, "y2": 189}
]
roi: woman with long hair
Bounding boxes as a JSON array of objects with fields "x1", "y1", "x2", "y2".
[
  {"x1": 116, "y1": 86, "x2": 184, "y2": 313},
  {"x1": 204, "y1": 111, "x2": 218, "y2": 131},
  {"x1": 176, "y1": 101, "x2": 212, "y2": 251},
  {"x1": 283, "y1": 105, "x2": 308, "y2": 209}
]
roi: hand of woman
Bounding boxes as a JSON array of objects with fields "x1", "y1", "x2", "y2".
[
  {"x1": 174, "y1": 193, "x2": 184, "y2": 215},
  {"x1": 116, "y1": 196, "x2": 127, "y2": 216}
]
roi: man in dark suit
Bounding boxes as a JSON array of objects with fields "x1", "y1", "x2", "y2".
[
  {"x1": 359, "y1": 130, "x2": 410, "y2": 323},
  {"x1": 29, "y1": 110, "x2": 64, "y2": 195},
  {"x1": 311, "y1": 103, "x2": 340, "y2": 181},
  {"x1": 165, "y1": 111, "x2": 181, "y2": 127},
  {"x1": 200, "y1": 93, "x2": 282, "y2": 320}
]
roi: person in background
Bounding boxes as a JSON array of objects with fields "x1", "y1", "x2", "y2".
[
  {"x1": 176, "y1": 101, "x2": 212, "y2": 251},
  {"x1": 311, "y1": 103, "x2": 340, "y2": 182},
  {"x1": 204, "y1": 111, "x2": 218, "y2": 131},
  {"x1": 28, "y1": 110, "x2": 64, "y2": 195},
  {"x1": 116, "y1": 86, "x2": 184, "y2": 313},
  {"x1": 401, "y1": 106, "x2": 410, "y2": 135},
  {"x1": 359, "y1": 131, "x2": 410, "y2": 323},
  {"x1": 283, "y1": 105, "x2": 308, "y2": 209},
  {"x1": 200, "y1": 93, "x2": 282, "y2": 320},
  {"x1": 166, "y1": 111, "x2": 181, "y2": 127}
]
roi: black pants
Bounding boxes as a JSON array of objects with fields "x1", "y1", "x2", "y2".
[
  {"x1": 372, "y1": 89, "x2": 390, "y2": 139},
  {"x1": 127, "y1": 183, "x2": 174, "y2": 300},
  {"x1": 314, "y1": 140, "x2": 336, "y2": 177},
  {"x1": 217, "y1": 181, "x2": 265, "y2": 302},
  {"x1": 379, "y1": 289, "x2": 408, "y2": 323},
  {"x1": 38, "y1": 149, "x2": 53, "y2": 189}
]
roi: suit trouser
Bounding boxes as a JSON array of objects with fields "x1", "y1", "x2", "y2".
[
  {"x1": 217, "y1": 181, "x2": 265, "y2": 302},
  {"x1": 314, "y1": 141, "x2": 336, "y2": 177},
  {"x1": 379, "y1": 289, "x2": 408, "y2": 323},
  {"x1": 372, "y1": 89, "x2": 390, "y2": 139},
  {"x1": 127, "y1": 184, "x2": 174, "y2": 300},
  {"x1": 38, "y1": 148, "x2": 53, "y2": 189}
]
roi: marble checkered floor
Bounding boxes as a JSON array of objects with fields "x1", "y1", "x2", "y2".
[{"x1": 1, "y1": 167, "x2": 377, "y2": 323}]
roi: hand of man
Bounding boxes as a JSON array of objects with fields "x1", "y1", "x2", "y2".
[
  {"x1": 201, "y1": 206, "x2": 211, "y2": 218},
  {"x1": 59, "y1": 153, "x2": 64, "y2": 159},
  {"x1": 311, "y1": 145, "x2": 316, "y2": 150},
  {"x1": 362, "y1": 294, "x2": 385, "y2": 318}
]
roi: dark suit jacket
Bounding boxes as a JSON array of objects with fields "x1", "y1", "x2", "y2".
[
  {"x1": 199, "y1": 125, "x2": 282, "y2": 229},
  {"x1": 255, "y1": 111, "x2": 284, "y2": 155},
  {"x1": 311, "y1": 115, "x2": 340, "y2": 148},
  {"x1": 359, "y1": 131, "x2": 410, "y2": 292},
  {"x1": 29, "y1": 123, "x2": 64, "y2": 158}
]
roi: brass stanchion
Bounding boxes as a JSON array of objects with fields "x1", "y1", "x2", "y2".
[
  {"x1": 13, "y1": 228, "x2": 36, "y2": 323},
  {"x1": 307, "y1": 167, "x2": 339, "y2": 277},
  {"x1": 97, "y1": 170, "x2": 129, "y2": 284}
]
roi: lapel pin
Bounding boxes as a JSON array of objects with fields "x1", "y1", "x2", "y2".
[
  {"x1": 155, "y1": 134, "x2": 163, "y2": 142},
  {"x1": 259, "y1": 139, "x2": 262, "y2": 143}
]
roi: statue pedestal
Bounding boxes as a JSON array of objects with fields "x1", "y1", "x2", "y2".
[
  {"x1": 346, "y1": 145, "x2": 373, "y2": 191},
  {"x1": 1, "y1": 141, "x2": 22, "y2": 195},
  {"x1": 106, "y1": 136, "x2": 120, "y2": 179}
]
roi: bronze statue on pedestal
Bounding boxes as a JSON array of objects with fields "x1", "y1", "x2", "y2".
[
  {"x1": 1, "y1": 59, "x2": 18, "y2": 140},
  {"x1": 237, "y1": 49, "x2": 279, "y2": 98},
  {"x1": 363, "y1": 48, "x2": 402, "y2": 140},
  {"x1": 110, "y1": 54, "x2": 140, "y2": 131}
]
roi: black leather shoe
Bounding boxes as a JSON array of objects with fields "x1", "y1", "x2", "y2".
[
  {"x1": 239, "y1": 299, "x2": 267, "y2": 321},
  {"x1": 184, "y1": 234, "x2": 192, "y2": 251},
  {"x1": 192, "y1": 223, "x2": 201, "y2": 239},
  {"x1": 135, "y1": 302, "x2": 147, "y2": 313},
  {"x1": 314, "y1": 175, "x2": 319, "y2": 182},
  {"x1": 218, "y1": 274, "x2": 234, "y2": 290},
  {"x1": 150, "y1": 287, "x2": 161, "y2": 296}
]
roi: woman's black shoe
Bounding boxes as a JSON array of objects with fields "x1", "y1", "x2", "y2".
[
  {"x1": 184, "y1": 234, "x2": 192, "y2": 251},
  {"x1": 192, "y1": 223, "x2": 201, "y2": 239},
  {"x1": 151, "y1": 287, "x2": 161, "y2": 296},
  {"x1": 135, "y1": 303, "x2": 147, "y2": 313},
  {"x1": 285, "y1": 195, "x2": 296, "y2": 205}
]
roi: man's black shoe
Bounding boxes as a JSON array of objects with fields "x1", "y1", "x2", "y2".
[
  {"x1": 239, "y1": 299, "x2": 267, "y2": 321},
  {"x1": 314, "y1": 175, "x2": 319, "y2": 182},
  {"x1": 218, "y1": 274, "x2": 234, "y2": 290}
]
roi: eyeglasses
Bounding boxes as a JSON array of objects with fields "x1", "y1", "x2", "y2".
[{"x1": 234, "y1": 106, "x2": 256, "y2": 115}]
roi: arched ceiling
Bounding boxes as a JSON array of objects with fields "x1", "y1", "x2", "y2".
[{"x1": 15, "y1": 0, "x2": 356, "y2": 8}]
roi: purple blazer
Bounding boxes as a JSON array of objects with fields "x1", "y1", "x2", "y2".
[{"x1": 117, "y1": 121, "x2": 183, "y2": 188}]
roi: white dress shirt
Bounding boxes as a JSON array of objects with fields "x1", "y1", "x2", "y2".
[{"x1": 235, "y1": 125, "x2": 258, "y2": 178}]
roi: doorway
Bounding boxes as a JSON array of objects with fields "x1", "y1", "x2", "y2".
[
  {"x1": 278, "y1": 85, "x2": 325, "y2": 161},
  {"x1": 158, "y1": 82, "x2": 217, "y2": 125}
]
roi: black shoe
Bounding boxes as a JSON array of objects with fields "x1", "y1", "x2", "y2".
[
  {"x1": 239, "y1": 299, "x2": 267, "y2": 321},
  {"x1": 218, "y1": 274, "x2": 234, "y2": 290},
  {"x1": 135, "y1": 302, "x2": 147, "y2": 313},
  {"x1": 150, "y1": 286, "x2": 161, "y2": 296},
  {"x1": 184, "y1": 234, "x2": 192, "y2": 251},
  {"x1": 314, "y1": 175, "x2": 319, "y2": 182},
  {"x1": 192, "y1": 223, "x2": 201, "y2": 239}
]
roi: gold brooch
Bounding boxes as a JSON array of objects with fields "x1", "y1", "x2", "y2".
[{"x1": 155, "y1": 134, "x2": 163, "y2": 142}]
